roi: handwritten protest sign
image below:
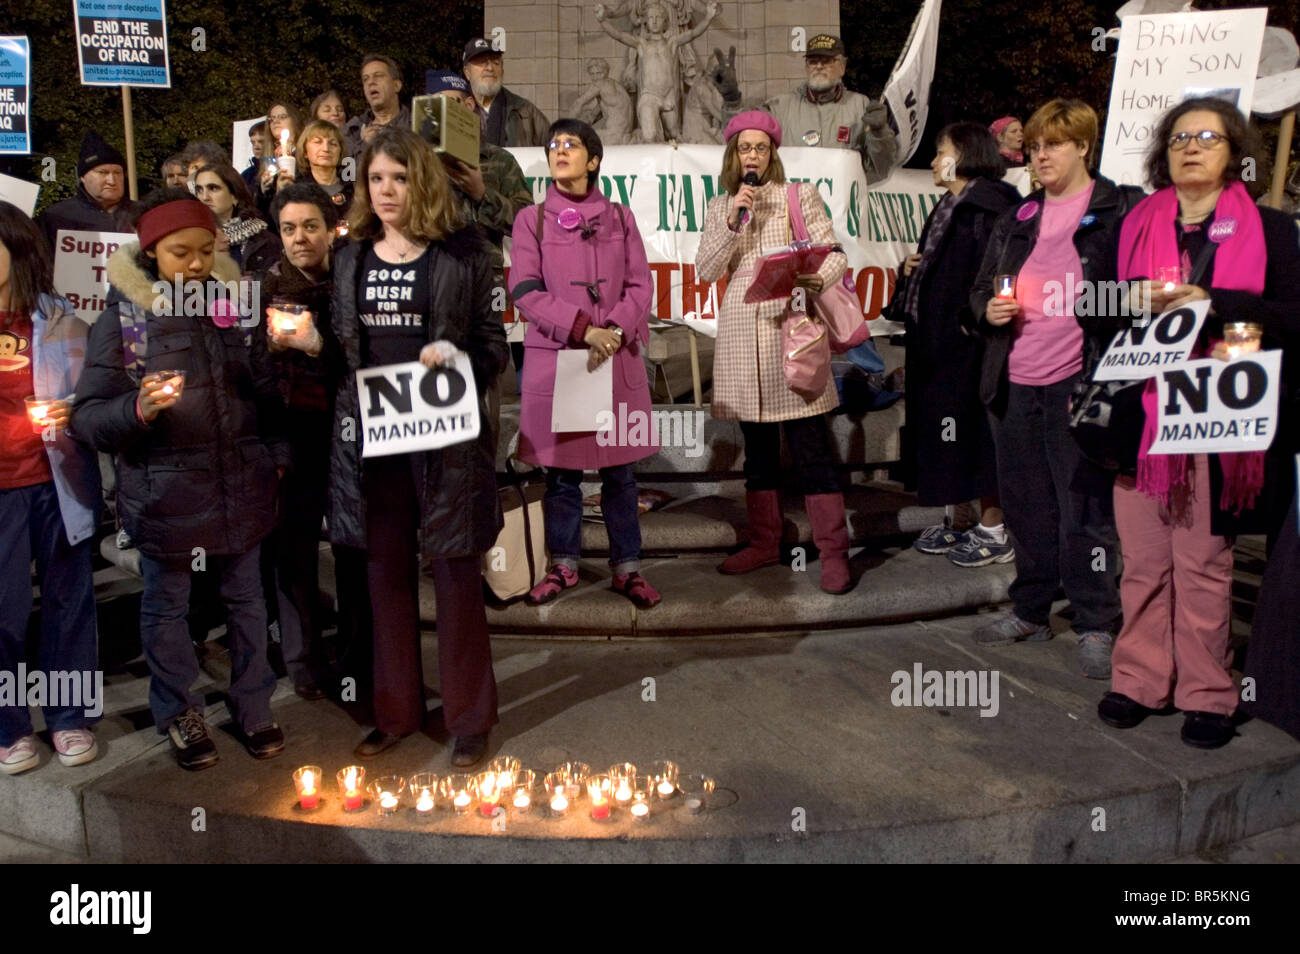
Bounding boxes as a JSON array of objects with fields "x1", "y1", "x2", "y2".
[{"x1": 1101, "y1": 8, "x2": 1267, "y2": 188}]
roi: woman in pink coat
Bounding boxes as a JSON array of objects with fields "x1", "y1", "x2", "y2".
[{"x1": 509, "y1": 119, "x2": 661, "y2": 608}]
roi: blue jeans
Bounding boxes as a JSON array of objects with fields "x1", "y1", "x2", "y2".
[
  {"x1": 543, "y1": 465, "x2": 641, "y2": 574},
  {"x1": 0, "y1": 482, "x2": 99, "y2": 746},
  {"x1": 139, "y1": 545, "x2": 276, "y2": 733}
]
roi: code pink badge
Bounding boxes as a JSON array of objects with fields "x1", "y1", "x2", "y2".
[
  {"x1": 558, "y1": 208, "x2": 582, "y2": 230},
  {"x1": 1208, "y1": 218, "x2": 1237, "y2": 243},
  {"x1": 210, "y1": 298, "x2": 239, "y2": 328},
  {"x1": 1016, "y1": 201, "x2": 1039, "y2": 221}
]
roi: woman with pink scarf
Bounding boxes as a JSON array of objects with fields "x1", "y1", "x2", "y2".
[{"x1": 1098, "y1": 97, "x2": 1300, "y2": 749}]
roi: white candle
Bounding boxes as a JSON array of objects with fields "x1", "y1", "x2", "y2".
[
  {"x1": 631, "y1": 801, "x2": 650, "y2": 820},
  {"x1": 615, "y1": 782, "x2": 633, "y2": 803},
  {"x1": 657, "y1": 780, "x2": 675, "y2": 797},
  {"x1": 513, "y1": 790, "x2": 531, "y2": 810},
  {"x1": 454, "y1": 791, "x2": 471, "y2": 810},
  {"x1": 416, "y1": 791, "x2": 434, "y2": 813},
  {"x1": 684, "y1": 796, "x2": 703, "y2": 814},
  {"x1": 550, "y1": 793, "x2": 568, "y2": 813},
  {"x1": 379, "y1": 792, "x2": 398, "y2": 810}
]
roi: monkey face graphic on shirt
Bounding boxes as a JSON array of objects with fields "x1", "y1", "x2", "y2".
[{"x1": 0, "y1": 330, "x2": 32, "y2": 372}]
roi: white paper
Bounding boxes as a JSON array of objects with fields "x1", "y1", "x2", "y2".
[
  {"x1": 551, "y1": 349, "x2": 613, "y2": 432},
  {"x1": 0, "y1": 171, "x2": 38, "y2": 216},
  {"x1": 356, "y1": 355, "x2": 480, "y2": 458},
  {"x1": 1093, "y1": 300, "x2": 1209, "y2": 382},
  {"x1": 231, "y1": 116, "x2": 266, "y2": 174}
]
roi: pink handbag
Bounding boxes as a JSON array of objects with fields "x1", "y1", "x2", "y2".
[
  {"x1": 781, "y1": 309, "x2": 830, "y2": 399},
  {"x1": 785, "y1": 184, "x2": 870, "y2": 353}
]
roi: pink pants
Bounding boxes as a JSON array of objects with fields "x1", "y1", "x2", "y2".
[{"x1": 1111, "y1": 455, "x2": 1236, "y2": 716}]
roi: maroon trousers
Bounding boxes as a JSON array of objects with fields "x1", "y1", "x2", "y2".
[{"x1": 362, "y1": 456, "x2": 498, "y2": 737}]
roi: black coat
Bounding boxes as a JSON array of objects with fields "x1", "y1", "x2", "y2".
[
  {"x1": 327, "y1": 227, "x2": 510, "y2": 561},
  {"x1": 971, "y1": 174, "x2": 1146, "y2": 413},
  {"x1": 898, "y1": 177, "x2": 1020, "y2": 504},
  {"x1": 73, "y1": 246, "x2": 290, "y2": 561},
  {"x1": 1123, "y1": 203, "x2": 1300, "y2": 541},
  {"x1": 37, "y1": 185, "x2": 136, "y2": 251}
]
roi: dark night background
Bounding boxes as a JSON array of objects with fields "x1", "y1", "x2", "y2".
[{"x1": 4, "y1": 0, "x2": 1300, "y2": 210}]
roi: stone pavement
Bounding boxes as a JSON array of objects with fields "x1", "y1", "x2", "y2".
[{"x1": 3, "y1": 590, "x2": 1296, "y2": 863}]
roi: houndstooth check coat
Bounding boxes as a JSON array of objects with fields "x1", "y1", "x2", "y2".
[{"x1": 696, "y1": 180, "x2": 847, "y2": 422}]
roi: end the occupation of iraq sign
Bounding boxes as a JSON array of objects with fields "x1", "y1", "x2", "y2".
[
  {"x1": 356, "y1": 355, "x2": 481, "y2": 458},
  {"x1": 0, "y1": 37, "x2": 30, "y2": 155},
  {"x1": 74, "y1": 0, "x2": 171, "y2": 88}
]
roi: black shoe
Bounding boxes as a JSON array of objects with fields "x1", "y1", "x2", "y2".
[
  {"x1": 451, "y1": 732, "x2": 489, "y2": 768},
  {"x1": 168, "y1": 709, "x2": 219, "y2": 771},
  {"x1": 239, "y1": 722, "x2": 285, "y2": 760},
  {"x1": 355, "y1": 728, "x2": 408, "y2": 759},
  {"x1": 1181, "y1": 711, "x2": 1236, "y2": 749},
  {"x1": 294, "y1": 681, "x2": 327, "y2": 702},
  {"x1": 1097, "y1": 691, "x2": 1158, "y2": 729}
]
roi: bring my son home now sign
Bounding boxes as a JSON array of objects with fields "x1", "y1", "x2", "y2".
[{"x1": 356, "y1": 356, "x2": 480, "y2": 458}]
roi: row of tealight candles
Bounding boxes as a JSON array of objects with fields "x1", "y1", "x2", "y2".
[{"x1": 293, "y1": 758, "x2": 716, "y2": 822}]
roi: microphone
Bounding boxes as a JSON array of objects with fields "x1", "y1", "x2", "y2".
[{"x1": 738, "y1": 172, "x2": 760, "y2": 227}]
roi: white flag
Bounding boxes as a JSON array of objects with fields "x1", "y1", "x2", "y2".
[{"x1": 881, "y1": 0, "x2": 943, "y2": 164}]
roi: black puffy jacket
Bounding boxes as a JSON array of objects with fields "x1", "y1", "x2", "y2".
[
  {"x1": 73, "y1": 246, "x2": 290, "y2": 561},
  {"x1": 327, "y1": 227, "x2": 509, "y2": 561}
]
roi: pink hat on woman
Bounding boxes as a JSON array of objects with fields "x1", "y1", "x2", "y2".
[
  {"x1": 723, "y1": 110, "x2": 782, "y2": 148},
  {"x1": 989, "y1": 116, "x2": 1019, "y2": 137}
]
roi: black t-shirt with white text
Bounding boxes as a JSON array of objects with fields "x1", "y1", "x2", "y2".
[{"x1": 359, "y1": 245, "x2": 433, "y2": 368}]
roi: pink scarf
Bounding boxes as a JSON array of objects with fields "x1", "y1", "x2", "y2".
[{"x1": 1116, "y1": 181, "x2": 1267, "y2": 513}]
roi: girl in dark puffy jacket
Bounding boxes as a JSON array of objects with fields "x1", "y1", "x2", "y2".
[{"x1": 73, "y1": 188, "x2": 290, "y2": 772}]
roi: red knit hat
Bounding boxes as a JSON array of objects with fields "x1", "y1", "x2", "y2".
[{"x1": 136, "y1": 199, "x2": 217, "y2": 251}]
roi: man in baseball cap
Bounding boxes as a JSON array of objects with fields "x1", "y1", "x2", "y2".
[
  {"x1": 763, "y1": 33, "x2": 898, "y2": 184},
  {"x1": 461, "y1": 37, "x2": 550, "y2": 148}
]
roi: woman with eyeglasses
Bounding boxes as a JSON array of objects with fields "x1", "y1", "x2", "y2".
[
  {"x1": 968, "y1": 99, "x2": 1145, "y2": 674},
  {"x1": 1099, "y1": 97, "x2": 1300, "y2": 748},
  {"x1": 696, "y1": 111, "x2": 854, "y2": 595},
  {"x1": 256, "y1": 102, "x2": 303, "y2": 214},
  {"x1": 509, "y1": 119, "x2": 660, "y2": 609}
]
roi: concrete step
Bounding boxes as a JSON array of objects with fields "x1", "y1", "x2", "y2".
[{"x1": 5, "y1": 616, "x2": 1296, "y2": 863}]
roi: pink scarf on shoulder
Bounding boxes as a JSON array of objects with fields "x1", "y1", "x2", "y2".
[{"x1": 1115, "y1": 181, "x2": 1266, "y2": 513}]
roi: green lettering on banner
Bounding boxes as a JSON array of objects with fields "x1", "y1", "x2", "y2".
[
  {"x1": 700, "y1": 174, "x2": 724, "y2": 205},
  {"x1": 600, "y1": 174, "x2": 638, "y2": 206},
  {"x1": 523, "y1": 176, "x2": 552, "y2": 203},
  {"x1": 677, "y1": 175, "x2": 698, "y2": 232},
  {"x1": 657, "y1": 174, "x2": 674, "y2": 231},
  {"x1": 846, "y1": 180, "x2": 861, "y2": 238}
]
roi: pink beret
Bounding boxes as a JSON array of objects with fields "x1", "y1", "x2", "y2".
[
  {"x1": 723, "y1": 110, "x2": 782, "y2": 149},
  {"x1": 989, "y1": 116, "x2": 1019, "y2": 137}
]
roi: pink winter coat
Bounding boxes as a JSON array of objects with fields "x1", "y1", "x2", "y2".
[{"x1": 510, "y1": 184, "x2": 657, "y2": 469}]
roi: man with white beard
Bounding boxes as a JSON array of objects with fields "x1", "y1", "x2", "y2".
[
  {"x1": 763, "y1": 34, "x2": 898, "y2": 184},
  {"x1": 461, "y1": 37, "x2": 550, "y2": 148}
]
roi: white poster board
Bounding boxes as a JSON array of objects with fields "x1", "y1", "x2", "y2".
[
  {"x1": 1150, "y1": 350, "x2": 1281, "y2": 455},
  {"x1": 356, "y1": 356, "x2": 480, "y2": 457},
  {"x1": 231, "y1": 115, "x2": 266, "y2": 174},
  {"x1": 0, "y1": 170, "x2": 39, "y2": 215},
  {"x1": 52, "y1": 229, "x2": 135, "y2": 324},
  {"x1": 551, "y1": 349, "x2": 613, "y2": 432},
  {"x1": 880, "y1": 0, "x2": 943, "y2": 164},
  {"x1": 1101, "y1": 8, "x2": 1268, "y2": 188},
  {"x1": 1092, "y1": 301, "x2": 1209, "y2": 381}
]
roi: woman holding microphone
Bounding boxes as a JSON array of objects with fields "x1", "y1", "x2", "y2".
[{"x1": 695, "y1": 110, "x2": 853, "y2": 594}]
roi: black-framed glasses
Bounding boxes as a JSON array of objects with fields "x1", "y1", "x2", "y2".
[
  {"x1": 1168, "y1": 130, "x2": 1229, "y2": 151},
  {"x1": 737, "y1": 142, "x2": 770, "y2": 156}
]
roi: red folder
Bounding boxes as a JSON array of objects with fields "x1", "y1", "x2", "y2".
[{"x1": 743, "y1": 244, "x2": 835, "y2": 304}]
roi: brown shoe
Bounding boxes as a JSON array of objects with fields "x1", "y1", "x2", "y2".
[
  {"x1": 451, "y1": 732, "x2": 489, "y2": 767},
  {"x1": 355, "y1": 729, "x2": 408, "y2": 759}
]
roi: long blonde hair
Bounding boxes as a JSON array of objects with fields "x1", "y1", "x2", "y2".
[{"x1": 347, "y1": 128, "x2": 460, "y2": 241}]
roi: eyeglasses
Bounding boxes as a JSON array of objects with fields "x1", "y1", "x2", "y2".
[
  {"x1": 737, "y1": 143, "x2": 770, "y2": 156},
  {"x1": 1168, "y1": 130, "x2": 1229, "y2": 151},
  {"x1": 1026, "y1": 139, "x2": 1073, "y2": 156},
  {"x1": 548, "y1": 138, "x2": 584, "y2": 152}
]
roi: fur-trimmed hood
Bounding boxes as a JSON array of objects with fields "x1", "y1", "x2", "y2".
[{"x1": 105, "y1": 242, "x2": 242, "y2": 312}]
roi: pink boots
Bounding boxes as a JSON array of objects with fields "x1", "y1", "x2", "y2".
[
  {"x1": 719, "y1": 490, "x2": 783, "y2": 575},
  {"x1": 805, "y1": 493, "x2": 852, "y2": 594}
]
